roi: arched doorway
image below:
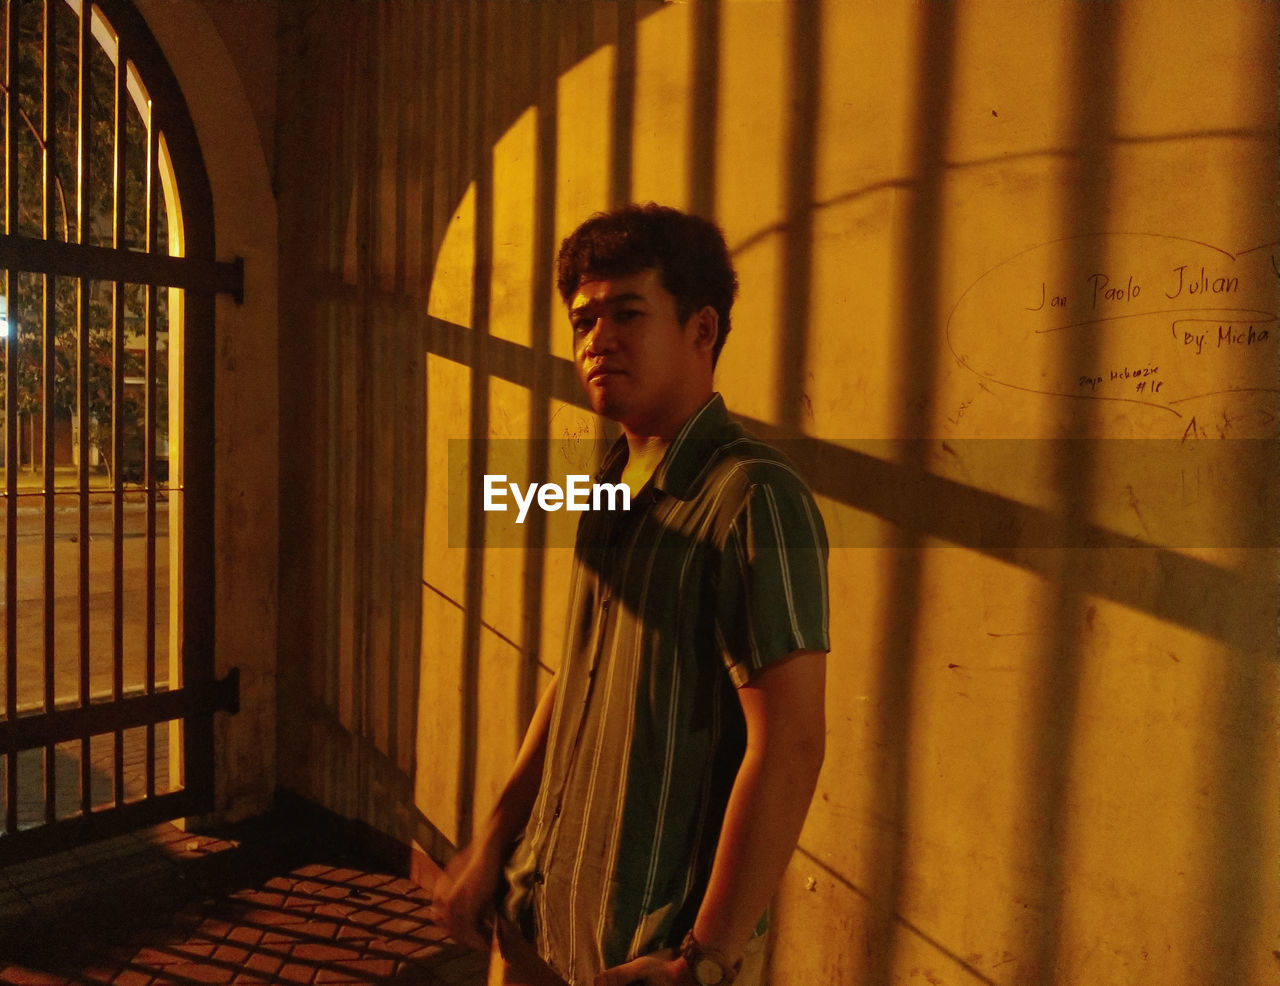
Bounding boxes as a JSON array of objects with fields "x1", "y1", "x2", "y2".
[{"x1": 0, "y1": 0, "x2": 239, "y2": 862}]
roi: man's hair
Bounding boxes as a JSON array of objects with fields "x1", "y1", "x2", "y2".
[{"x1": 556, "y1": 203, "x2": 739, "y2": 365}]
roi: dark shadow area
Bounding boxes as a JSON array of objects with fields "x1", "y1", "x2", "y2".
[
  {"x1": 753, "y1": 432, "x2": 1276, "y2": 650},
  {"x1": 517, "y1": 0, "x2": 563, "y2": 729},
  {"x1": 350, "y1": 5, "x2": 381, "y2": 847},
  {"x1": 294, "y1": 694, "x2": 458, "y2": 868},
  {"x1": 860, "y1": 5, "x2": 956, "y2": 983},
  {"x1": 1198, "y1": 600, "x2": 1277, "y2": 986},
  {"x1": 775, "y1": 0, "x2": 820, "y2": 436},
  {"x1": 275, "y1": 1, "x2": 446, "y2": 854},
  {"x1": 458, "y1": 3, "x2": 495, "y2": 847},
  {"x1": 610, "y1": 0, "x2": 636, "y2": 208},
  {"x1": 1019, "y1": 8, "x2": 1119, "y2": 983},
  {"x1": 688, "y1": 0, "x2": 720, "y2": 218}
]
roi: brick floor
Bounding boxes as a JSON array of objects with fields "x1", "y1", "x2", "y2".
[{"x1": 0, "y1": 815, "x2": 488, "y2": 986}]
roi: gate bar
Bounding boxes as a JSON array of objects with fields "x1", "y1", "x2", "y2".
[
  {"x1": 75, "y1": 0, "x2": 92, "y2": 817},
  {"x1": 4, "y1": 0, "x2": 20, "y2": 838},
  {"x1": 0, "y1": 669, "x2": 239, "y2": 753},
  {"x1": 0, "y1": 235, "x2": 244, "y2": 301},
  {"x1": 41, "y1": 0, "x2": 57, "y2": 827},
  {"x1": 0, "y1": 787, "x2": 200, "y2": 865},
  {"x1": 110, "y1": 29, "x2": 125, "y2": 810},
  {"x1": 144, "y1": 104, "x2": 159, "y2": 798}
]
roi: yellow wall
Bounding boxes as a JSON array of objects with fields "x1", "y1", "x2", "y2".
[{"x1": 274, "y1": 2, "x2": 1278, "y2": 983}]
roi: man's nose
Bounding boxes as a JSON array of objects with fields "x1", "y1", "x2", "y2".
[{"x1": 584, "y1": 317, "x2": 619, "y2": 355}]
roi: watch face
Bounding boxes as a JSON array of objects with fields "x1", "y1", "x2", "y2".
[{"x1": 693, "y1": 956, "x2": 725, "y2": 985}]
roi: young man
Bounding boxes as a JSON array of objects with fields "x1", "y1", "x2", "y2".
[{"x1": 431, "y1": 204, "x2": 830, "y2": 986}]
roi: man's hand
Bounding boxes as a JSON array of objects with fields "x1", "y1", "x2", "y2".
[
  {"x1": 429, "y1": 677, "x2": 560, "y2": 952},
  {"x1": 426, "y1": 845, "x2": 500, "y2": 951},
  {"x1": 593, "y1": 949, "x2": 694, "y2": 986}
]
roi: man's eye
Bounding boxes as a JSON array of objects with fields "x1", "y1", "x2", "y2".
[
  {"x1": 615, "y1": 309, "x2": 640, "y2": 323},
  {"x1": 572, "y1": 317, "x2": 596, "y2": 334}
]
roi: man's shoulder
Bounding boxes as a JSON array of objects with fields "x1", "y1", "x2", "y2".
[
  {"x1": 660, "y1": 394, "x2": 821, "y2": 514},
  {"x1": 691, "y1": 426, "x2": 819, "y2": 510}
]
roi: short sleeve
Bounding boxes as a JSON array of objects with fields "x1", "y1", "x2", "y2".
[{"x1": 715, "y1": 474, "x2": 830, "y2": 686}]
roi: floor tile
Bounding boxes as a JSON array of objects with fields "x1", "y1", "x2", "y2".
[{"x1": 0, "y1": 814, "x2": 483, "y2": 986}]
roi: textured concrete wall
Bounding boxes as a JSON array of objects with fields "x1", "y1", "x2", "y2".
[
  {"x1": 272, "y1": 2, "x2": 1278, "y2": 983},
  {"x1": 136, "y1": 0, "x2": 280, "y2": 822}
]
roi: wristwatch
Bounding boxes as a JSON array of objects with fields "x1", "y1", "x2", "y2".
[{"x1": 679, "y1": 931, "x2": 739, "y2": 985}]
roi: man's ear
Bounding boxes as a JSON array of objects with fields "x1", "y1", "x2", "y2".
[{"x1": 690, "y1": 306, "x2": 719, "y2": 354}]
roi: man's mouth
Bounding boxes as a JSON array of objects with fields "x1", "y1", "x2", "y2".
[{"x1": 587, "y1": 365, "x2": 622, "y2": 382}]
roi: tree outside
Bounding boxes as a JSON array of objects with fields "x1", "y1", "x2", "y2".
[{"x1": 2, "y1": 0, "x2": 169, "y2": 485}]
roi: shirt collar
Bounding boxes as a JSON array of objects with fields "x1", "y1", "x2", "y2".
[
  {"x1": 654, "y1": 393, "x2": 735, "y2": 499},
  {"x1": 596, "y1": 394, "x2": 734, "y2": 501}
]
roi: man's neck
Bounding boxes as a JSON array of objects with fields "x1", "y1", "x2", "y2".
[
  {"x1": 619, "y1": 434, "x2": 671, "y2": 496},
  {"x1": 617, "y1": 391, "x2": 715, "y2": 495}
]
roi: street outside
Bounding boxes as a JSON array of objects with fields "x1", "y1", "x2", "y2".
[
  {"x1": 0, "y1": 493, "x2": 171, "y2": 709},
  {"x1": 0, "y1": 481, "x2": 176, "y2": 828}
]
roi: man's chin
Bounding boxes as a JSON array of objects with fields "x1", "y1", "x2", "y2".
[{"x1": 587, "y1": 391, "x2": 624, "y2": 422}]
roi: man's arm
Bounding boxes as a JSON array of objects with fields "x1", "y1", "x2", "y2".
[
  {"x1": 595, "y1": 649, "x2": 826, "y2": 985},
  {"x1": 429, "y1": 675, "x2": 558, "y2": 950},
  {"x1": 695, "y1": 648, "x2": 827, "y2": 960}
]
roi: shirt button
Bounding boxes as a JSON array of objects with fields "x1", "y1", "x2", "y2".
[
  {"x1": 532, "y1": 870, "x2": 546, "y2": 884},
  {"x1": 602, "y1": 597, "x2": 611, "y2": 611}
]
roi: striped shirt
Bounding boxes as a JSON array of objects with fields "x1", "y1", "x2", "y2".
[{"x1": 502, "y1": 393, "x2": 830, "y2": 985}]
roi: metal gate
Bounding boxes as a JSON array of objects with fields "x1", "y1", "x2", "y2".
[{"x1": 0, "y1": 0, "x2": 239, "y2": 864}]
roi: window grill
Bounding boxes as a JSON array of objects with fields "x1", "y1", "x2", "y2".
[{"x1": 0, "y1": 0, "x2": 238, "y2": 863}]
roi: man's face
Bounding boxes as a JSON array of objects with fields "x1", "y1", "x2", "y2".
[{"x1": 569, "y1": 268, "x2": 710, "y2": 436}]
